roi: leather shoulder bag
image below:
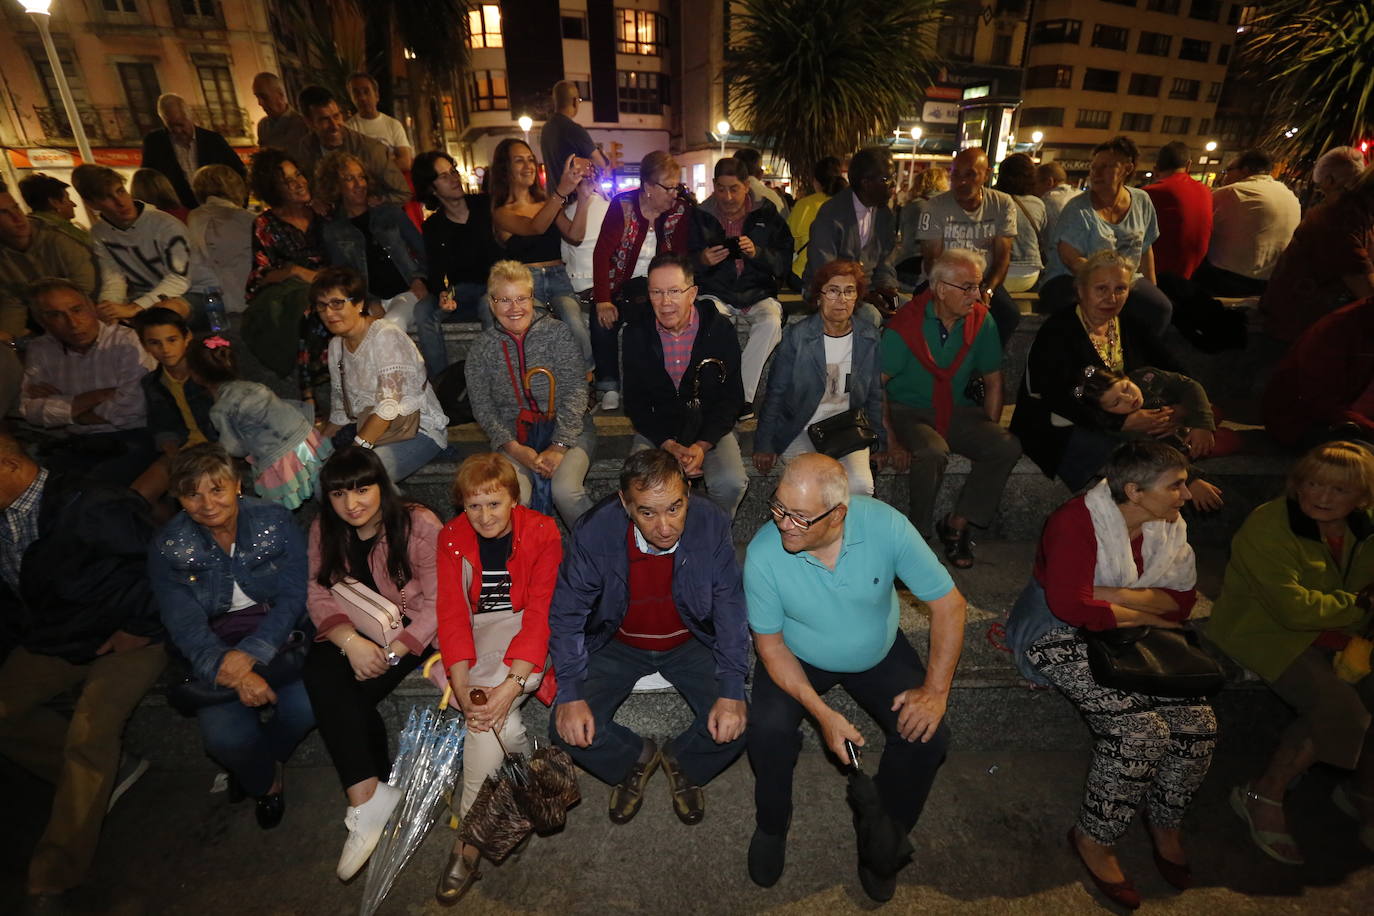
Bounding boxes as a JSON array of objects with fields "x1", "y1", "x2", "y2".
[
  {"x1": 1079, "y1": 625, "x2": 1225, "y2": 698},
  {"x1": 807, "y1": 407, "x2": 879, "y2": 459}
]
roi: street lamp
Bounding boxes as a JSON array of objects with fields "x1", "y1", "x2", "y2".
[
  {"x1": 716, "y1": 120, "x2": 730, "y2": 159},
  {"x1": 910, "y1": 126, "x2": 922, "y2": 142},
  {"x1": 1031, "y1": 130, "x2": 1044, "y2": 144},
  {"x1": 21, "y1": 0, "x2": 94, "y2": 165},
  {"x1": 518, "y1": 114, "x2": 532, "y2": 144},
  {"x1": 1205, "y1": 140, "x2": 1218, "y2": 152}
]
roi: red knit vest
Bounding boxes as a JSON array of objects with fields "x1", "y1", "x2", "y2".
[{"x1": 617, "y1": 527, "x2": 690, "y2": 651}]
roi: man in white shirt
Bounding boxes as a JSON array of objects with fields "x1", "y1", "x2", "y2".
[
  {"x1": 1035, "y1": 161, "x2": 1078, "y2": 232},
  {"x1": 562, "y1": 175, "x2": 610, "y2": 295},
  {"x1": 1194, "y1": 148, "x2": 1302, "y2": 298},
  {"x1": 345, "y1": 72, "x2": 414, "y2": 172},
  {"x1": 916, "y1": 147, "x2": 1020, "y2": 347},
  {"x1": 20, "y1": 278, "x2": 158, "y2": 485}
]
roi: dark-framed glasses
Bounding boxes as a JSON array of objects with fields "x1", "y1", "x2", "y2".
[
  {"x1": 768, "y1": 499, "x2": 841, "y2": 531},
  {"x1": 314, "y1": 297, "x2": 356, "y2": 313}
]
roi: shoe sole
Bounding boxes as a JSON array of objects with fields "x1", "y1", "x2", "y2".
[
  {"x1": 1228, "y1": 785, "x2": 1305, "y2": 866},
  {"x1": 337, "y1": 788, "x2": 403, "y2": 880},
  {"x1": 107, "y1": 757, "x2": 150, "y2": 812}
]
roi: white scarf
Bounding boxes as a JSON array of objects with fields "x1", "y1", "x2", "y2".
[{"x1": 1083, "y1": 479, "x2": 1197, "y2": 591}]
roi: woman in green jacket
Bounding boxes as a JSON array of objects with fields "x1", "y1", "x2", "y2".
[{"x1": 1209, "y1": 440, "x2": 1374, "y2": 866}]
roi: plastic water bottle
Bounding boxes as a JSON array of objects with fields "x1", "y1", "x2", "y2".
[{"x1": 203, "y1": 288, "x2": 227, "y2": 333}]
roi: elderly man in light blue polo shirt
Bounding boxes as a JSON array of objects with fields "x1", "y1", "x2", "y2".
[{"x1": 743, "y1": 453, "x2": 966, "y2": 902}]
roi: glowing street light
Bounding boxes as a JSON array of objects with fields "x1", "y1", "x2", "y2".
[
  {"x1": 910, "y1": 126, "x2": 922, "y2": 142},
  {"x1": 21, "y1": 0, "x2": 95, "y2": 166},
  {"x1": 518, "y1": 114, "x2": 532, "y2": 144},
  {"x1": 1205, "y1": 140, "x2": 1218, "y2": 152},
  {"x1": 1031, "y1": 130, "x2": 1044, "y2": 144},
  {"x1": 716, "y1": 119, "x2": 730, "y2": 158}
]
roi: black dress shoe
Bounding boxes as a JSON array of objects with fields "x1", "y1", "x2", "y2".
[
  {"x1": 747, "y1": 828, "x2": 787, "y2": 887},
  {"x1": 255, "y1": 793, "x2": 285, "y2": 829},
  {"x1": 857, "y1": 860, "x2": 898, "y2": 903}
]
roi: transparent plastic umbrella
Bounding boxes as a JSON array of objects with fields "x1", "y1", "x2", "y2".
[{"x1": 358, "y1": 684, "x2": 468, "y2": 914}]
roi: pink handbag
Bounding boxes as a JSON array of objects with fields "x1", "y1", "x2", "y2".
[{"x1": 330, "y1": 577, "x2": 406, "y2": 647}]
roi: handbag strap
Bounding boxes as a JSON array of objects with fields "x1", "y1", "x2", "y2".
[{"x1": 500, "y1": 337, "x2": 538, "y2": 412}]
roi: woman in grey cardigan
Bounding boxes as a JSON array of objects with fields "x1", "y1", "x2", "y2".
[
  {"x1": 753, "y1": 258, "x2": 887, "y2": 494},
  {"x1": 464, "y1": 260, "x2": 595, "y2": 525}
]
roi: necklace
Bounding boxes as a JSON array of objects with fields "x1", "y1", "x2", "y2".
[{"x1": 1076, "y1": 306, "x2": 1123, "y2": 371}]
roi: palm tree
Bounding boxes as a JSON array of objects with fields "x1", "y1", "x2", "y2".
[
  {"x1": 722, "y1": 0, "x2": 947, "y2": 186},
  {"x1": 1240, "y1": 0, "x2": 1374, "y2": 160}
]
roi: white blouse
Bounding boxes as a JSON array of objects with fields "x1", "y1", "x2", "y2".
[{"x1": 328, "y1": 318, "x2": 449, "y2": 447}]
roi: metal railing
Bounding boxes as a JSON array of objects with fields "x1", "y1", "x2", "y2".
[
  {"x1": 193, "y1": 105, "x2": 252, "y2": 141},
  {"x1": 33, "y1": 104, "x2": 252, "y2": 145}
]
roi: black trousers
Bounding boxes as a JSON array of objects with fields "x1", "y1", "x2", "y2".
[
  {"x1": 301, "y1": 640, "x2": 424, "y2": 790},
  {"x1": 747, "y1": 631, "x2": 949, "y2": 836}
]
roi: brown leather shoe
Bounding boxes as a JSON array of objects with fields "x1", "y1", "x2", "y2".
[
  {"x1": 608, "y1": 738, "x2": 660, "y2": 824},
  {"x1": 434, "y1": 847, "x2": 480, "y2": 905},
  {"x1": 660, "y1": 747, "x2": 705, "y2": 825}
]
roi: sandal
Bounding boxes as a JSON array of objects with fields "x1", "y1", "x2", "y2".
[
  {"x1": 1331, "y1": 783, "x2": 1374, "y2": 853},
  {"x1": 1229, "y1": 783, "x2": 1304, "y2": 865},
  {"x1": 935, "y1": 516, "x2": 974, "y2": 569}
]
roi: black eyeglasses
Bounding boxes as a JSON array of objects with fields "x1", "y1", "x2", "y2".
[{"x1": 768, "y1": 499, "x2": 842, "y2": 531}]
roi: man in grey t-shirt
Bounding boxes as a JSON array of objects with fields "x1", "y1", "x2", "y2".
[{"x1": 915, "y1": 147, "x2": 1019, "y2": 347}]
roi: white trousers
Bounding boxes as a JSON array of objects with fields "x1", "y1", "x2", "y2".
[
  {"x1": 782, "y1": 431, "x2": 874, "y2": 495},
  {"x1": 701, "y1": 295, "x2": 783, "y2": 402},
  {"x1": 459, "y1": 694, "x2": 532, "y2": 816}
]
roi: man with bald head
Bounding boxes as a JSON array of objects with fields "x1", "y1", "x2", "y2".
[
  {"x1": 541, "y1": 79, "x2": 609, "y2": 186},
  {"x1": 253, "y1": 72, "x2": 312, "y2": 158},
  {"x1": 743, "y1": 453, "x2": 967, "y2": 901},
  {"x1": 139, "y1": 93, "x2": 244, "y2": 211},
  {"x1": 915, "y1": 146, "x2": 1020, "y2": 346}
]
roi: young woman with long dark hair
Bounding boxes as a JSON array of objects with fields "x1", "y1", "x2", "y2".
[{"x1": 301, "y1": 446, "x2": 443, "y2": 882}]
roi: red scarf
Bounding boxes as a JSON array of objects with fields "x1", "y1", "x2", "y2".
[{"x1": 887, "y1": 288, "x2": 987, "y2": 436}]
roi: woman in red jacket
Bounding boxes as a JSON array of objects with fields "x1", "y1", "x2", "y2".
[{"x1": 433, "y1": 452, "x2": 562, "y2": 903}]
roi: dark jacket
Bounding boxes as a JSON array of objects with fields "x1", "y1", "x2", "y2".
[
  {"x1": 622, "y1": 300, "x2": 744, "y2": 448},
  {"x1": 802, "y1": 188, "x2": 897, "y2": 291},
  {"x1": 547, "y1": 493, "x2": 750, "y2": 703},
  {"x1": 322, "y1": 203, "x2": 428, "y2": 296},
  {"x1": 148, "y1": 499, "x2": 309, "y2": 685},
  {"x1": 141, "y1": 368, "x2": 218, "y2": 453},
  {"x1": 140, "y1": 126, "x2": 246, "y2": 211},
  {"x1": 689, "y1": 195, "x2": 793, "y2": 306},
  {"x1": 755, "y1": 311, "x2": 886, "y2": 453},
  {"x1": 1, "y1": 473, "x2": 163, "y2": 663},
  {"x1": 1009, "y1": 306, "x2": 1181, "y2": 478}
]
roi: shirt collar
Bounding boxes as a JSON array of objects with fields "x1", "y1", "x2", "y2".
[
  {"x1": 852, "y1": 192, "x2": 874, "y2": 219},
  {"x1": 632, "y1": 524, "x2": 679, "y2": 555},
  {"x1": 5, "y1": 468, "x2": 47, "y2": 520}
]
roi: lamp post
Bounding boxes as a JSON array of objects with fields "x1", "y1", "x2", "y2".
[
  {"x1": 22, "y1": 0, "x2": 94, "y2": 165},
  {"x1": 518, "y1": 115, "x2": 532, "y2": 145},
  {"x1": 716, "y1": 120, "x2": 730, "y2": 159}
]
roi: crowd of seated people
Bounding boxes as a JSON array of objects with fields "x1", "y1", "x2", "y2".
[{"x1": 6, "y1": 74, "x2": 1374, "y2": 913}]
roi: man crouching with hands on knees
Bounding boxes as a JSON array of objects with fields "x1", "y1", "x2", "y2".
[
  {"x1": 744, "y1": 453, "x2": 966, "y2": 901},
  {"x1": 548, "y1": 448, "x2": 749, "y2": 825}
]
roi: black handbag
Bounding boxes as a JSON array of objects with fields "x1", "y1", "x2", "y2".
[
  {"x1": 807, "y1": 407, "x2": 879, "y2": 459},
  {"x1": 165, "y1": 604, "x2": 313, "y2": 714},
  {"x1": 1079, "y1": 625, "x2": 1225, "y2": 698}
]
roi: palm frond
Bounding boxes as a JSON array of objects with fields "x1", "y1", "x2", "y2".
[{"x1": 723, "y1": 0, "x2": 948, "y2": 184}]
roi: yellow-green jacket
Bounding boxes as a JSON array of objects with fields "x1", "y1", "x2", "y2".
[{"x1": 1208, "y1": 498, "x2": 1374, "y2": 682}]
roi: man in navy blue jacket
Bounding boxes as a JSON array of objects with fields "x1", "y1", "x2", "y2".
[{"x1": 548, "y1": 449, "x2": 749, "y2": 826}]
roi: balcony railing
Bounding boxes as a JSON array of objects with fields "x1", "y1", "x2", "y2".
[{"x1": 33, "y1": 104, "x2": 253, "y2": 145}]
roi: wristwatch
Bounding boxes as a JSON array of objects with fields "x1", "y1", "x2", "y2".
[
  {"x1": 386, "y1": 650, "x2": 401, "y2": 667},
  {"x1": 507, "y1": 672, "x2": 528, "y2": 688}
]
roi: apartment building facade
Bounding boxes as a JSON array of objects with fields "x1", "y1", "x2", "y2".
[{"x1": 1018, "y1": 0, "x2": 1242, "y2": 177}]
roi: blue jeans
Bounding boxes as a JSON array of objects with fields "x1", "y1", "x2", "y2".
[
  {"x1": 415, "y1": 281, "x2": 485, "y2": 377},
  {"x1": 196, "y1": 678, "x2": 315, "y2": 796},
  {"x1": 549, "y1": 637, "x2": 746, "y2": 787},
  {"x1": 529, "y1": 264, "x2": 592, "y2": 371},
  {"x1": 376, "y1": 433, "x2": 442, "y2": 483}
]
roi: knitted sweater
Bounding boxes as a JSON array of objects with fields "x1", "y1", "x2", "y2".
[
  {"x1": 591, "y1": 190, "x2": 692, "y2": 303},
  {"x1": 463, "y1": 312, "x2": 590, "y2": 448}
]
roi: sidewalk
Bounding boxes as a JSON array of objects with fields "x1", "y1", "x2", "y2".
[{"x1": 5, "y1": 748, "x2": 1373, "y2": 915}]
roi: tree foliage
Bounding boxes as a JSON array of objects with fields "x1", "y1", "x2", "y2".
[
  {"x1": 1241, "y1": 0, "x2": 1374, "y2": 159},
  {"x1": 722, "y1": 0, "x2": 947, "y2": 185}
]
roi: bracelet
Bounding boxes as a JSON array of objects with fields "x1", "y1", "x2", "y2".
[
  {"x1": 353, "y1": 435, "x2": 373, "y2": 449},
  {"x1": 507, "y1": 672, "x2": 528, "y2": 688},
  {"x1": 339, "y1": 632, "x2": 357, "y2": 656}
]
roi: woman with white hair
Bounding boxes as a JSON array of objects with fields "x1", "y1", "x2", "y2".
[
  {"x1": 1261, "y1": 162, "x2": 1374, "y2": 342},
  {"x1": 881, "y1": 247, "x2": 1021, "y2": 568},
  {"x1": 1313, "y1": 146, "x2": 1368, "y2": 200}
]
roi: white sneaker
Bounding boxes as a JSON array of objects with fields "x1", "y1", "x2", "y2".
[
  {"x1": 599, "y1": 390, "x2": 621, "y2": 411},
  {"x1": 336, "y1": 782, "x2": 402, "y2": 880}
]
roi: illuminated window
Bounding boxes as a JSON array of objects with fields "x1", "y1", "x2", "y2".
[
  {"x1": 617, "y1": 9, "x2": 666, "y2": 56},
  {"x1": 468, "y1": 4, "x2": 503, "y2": 48},
  {"x1": 469, "y1": 69, "x2": 508, "y2": 111},
  {"x1": 617, "y1": 70, "x2": 665, "y2": 114}
]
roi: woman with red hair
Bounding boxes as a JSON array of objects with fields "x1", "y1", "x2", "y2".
[
  {"x1": 753, "y1": 259, "x2": 888, "y2": 494},
  {"x1": 432, "y1": 452, "x2": 562, "y2": 902}
]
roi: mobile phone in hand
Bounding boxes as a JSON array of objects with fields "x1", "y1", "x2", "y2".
[{"x1": 723, "y1": 236, "x2": 743, "y2": 259}]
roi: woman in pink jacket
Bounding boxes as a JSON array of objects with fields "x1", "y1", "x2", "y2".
[{"x1": 302, "y1": 446, "x2": 443, "y2": 882}]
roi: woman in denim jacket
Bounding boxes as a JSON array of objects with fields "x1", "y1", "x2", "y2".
[
  {"x1": 148, "y1": 443, "x2": 315, "y2": 830},
  {"x1": 753, "y1": 259, "x2": 887, "y2": 495},
  {"x1": 316, "y1": 150, "x2": 433, "y2": 335}
]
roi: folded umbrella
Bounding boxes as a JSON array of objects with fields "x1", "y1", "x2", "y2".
[
  {"x1": 512, "y1": 366, "x2": 558, "y2": 516},
  {"x1": 845, "y1": 744, "x2": 913, "y2": 880}
]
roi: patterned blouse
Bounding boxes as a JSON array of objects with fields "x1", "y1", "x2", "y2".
[{"x1": 246, "y1": 209, "x2": 326, "y2": 301}]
